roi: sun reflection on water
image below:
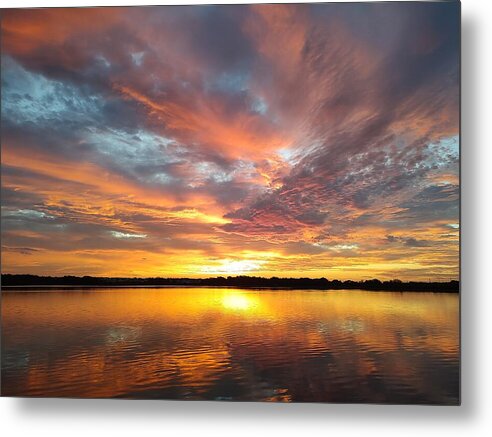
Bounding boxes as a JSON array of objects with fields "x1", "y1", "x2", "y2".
[{"x1": 222, "y1": 292, "x2": 256, "y2": 311}]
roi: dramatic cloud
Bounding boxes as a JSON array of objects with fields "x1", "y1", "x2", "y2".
[{"x1": 1, "y1": 3, "x2": 459, "y2": 280}]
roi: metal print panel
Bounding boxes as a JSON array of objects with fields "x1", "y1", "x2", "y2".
[{"x1": 0, "y1": 2, "x2": 460, "y2": 404}]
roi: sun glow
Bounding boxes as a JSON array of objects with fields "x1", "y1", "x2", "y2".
[{"x1": 201, "y1": 259, "x2": 265, "y2": 275}]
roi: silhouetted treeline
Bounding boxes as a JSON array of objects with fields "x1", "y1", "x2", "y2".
[{"x1": 1, "y1": 274, "x2": 459, "y2": 292}]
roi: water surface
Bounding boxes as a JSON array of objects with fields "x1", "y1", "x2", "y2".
[{"x1": 1, "y1": 288, "x2": 459, "y2": 404}]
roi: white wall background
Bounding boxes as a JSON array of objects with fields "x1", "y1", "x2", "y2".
[{"x1": 1, "y1": 0, "x2": 490, "y2": 435}]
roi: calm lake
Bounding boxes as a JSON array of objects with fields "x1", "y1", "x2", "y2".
[{"x1": 1, "y1": 288, "x2": 459, "y2": 404}]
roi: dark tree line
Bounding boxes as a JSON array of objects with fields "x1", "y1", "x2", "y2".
[{"x1": 1, "y1": 274, "x2": 459, "y2": 292}]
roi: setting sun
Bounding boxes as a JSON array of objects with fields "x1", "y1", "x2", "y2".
[{"x1": 202, "y1": 260, "x2": 265, "y2": 275}]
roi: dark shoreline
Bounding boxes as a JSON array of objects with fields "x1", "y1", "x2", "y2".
[{"x1": 1, "y1": 274, "x2": 459, "y2": 293}]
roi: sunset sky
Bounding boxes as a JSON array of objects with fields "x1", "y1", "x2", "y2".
[{"x1": 1, "y1": 3, "x2": 459, "y2": 280}]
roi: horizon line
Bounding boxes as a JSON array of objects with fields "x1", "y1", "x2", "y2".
[{"x1": 1, "y1": 273, "x2": 459, "y2": 284}]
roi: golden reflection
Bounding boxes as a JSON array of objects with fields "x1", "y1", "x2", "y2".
[
  {"x1": 222, "y1": 292, "x2": 256, "y2": 311},
  {"x1": 1, "y1": 288, "x2": 459, "y2": 403}
]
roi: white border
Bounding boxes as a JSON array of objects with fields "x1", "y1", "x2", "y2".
[{"x1": 2, "y1": 1, "x2": 491, "y2": 436}]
